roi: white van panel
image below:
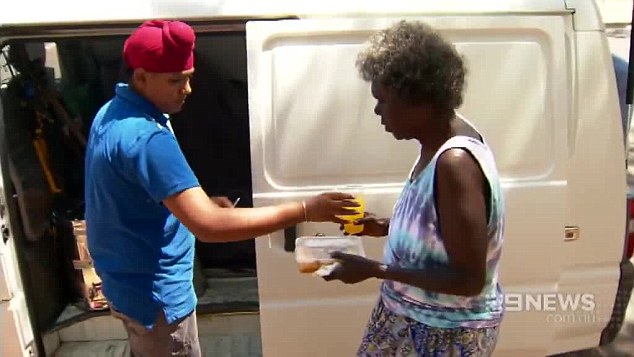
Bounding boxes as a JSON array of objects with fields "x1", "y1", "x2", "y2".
[
  {"x1": 1, "y1": 302, "x2": 28, "y2": 356},
  {"x1": 452, "y1": 39, "x2": 558, "y2": 180},
  {"x1": 596, "y1": 0, "x2": 634, "y2": 25},
  {"x1": 0, "y1": 203, "x2": 33, "y2": 356},
  {"x1": 0, "y1": 295, "x2": 33, "y2": 356},
  {"x1": 264, "y1": 42, "x2": 418, "y2": 188},
  {"x1": 0, "y1": 249, "x2": 11, "y2": 301},
  {"x1": 0, "y1": 0, "x2": 569, "y2": 28},
  {"x1": 263, "y1": 35, "x2": 555, "y2": 188},
  {"x1": 565, "y1": 0, "x2": 606, "y2": 30},
  {"x1": 248, "y1": 15, "x2": 572, "y2": 356},
  {"x1": 548, "y1": 30, "x2": 627, "y2": 355}
]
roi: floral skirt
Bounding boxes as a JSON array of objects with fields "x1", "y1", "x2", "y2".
[{"x1": 357, "y1": 298, "x2": 500, "y2": 356}]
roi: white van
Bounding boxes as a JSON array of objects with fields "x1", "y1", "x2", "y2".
[{"x1": 0, "y1": 1, "x2": 632, "y2": 356}]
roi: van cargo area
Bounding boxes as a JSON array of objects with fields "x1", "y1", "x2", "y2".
[{"x1": 0, "y1": 29, "x2": 263, "y2": 355}]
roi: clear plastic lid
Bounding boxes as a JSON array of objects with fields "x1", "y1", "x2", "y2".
[
  {"x1": 294, "y1": 236, "x2": 366, "y2": 274},
  {"x1": 295, "y1": 236, "x2": 365, "y2": 263}
]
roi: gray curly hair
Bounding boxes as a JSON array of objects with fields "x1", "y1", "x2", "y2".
[{"x1": 356, "y1": 20, "x2": 466, "y2": 114}]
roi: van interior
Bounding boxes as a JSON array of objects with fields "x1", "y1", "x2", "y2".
[{"x1": 0, "y1": 29, "x2": 258, "y2": 340}]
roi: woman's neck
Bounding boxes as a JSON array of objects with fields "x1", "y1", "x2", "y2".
[{"x1": 418, "y1": 113, "x2": 457, "y2": 159}]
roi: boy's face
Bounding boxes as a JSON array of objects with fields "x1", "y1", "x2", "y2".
[{"x1": 133, "y1": 68, "x2": 195, "y2": 114}]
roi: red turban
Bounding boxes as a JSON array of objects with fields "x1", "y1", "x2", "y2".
[{"x1": 123, "y1": 20, "x2": 195, "y2": 73}]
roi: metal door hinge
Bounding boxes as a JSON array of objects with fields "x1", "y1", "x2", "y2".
[{"x1": 1, "y1": 224, "x2": 9, "y2": 244}]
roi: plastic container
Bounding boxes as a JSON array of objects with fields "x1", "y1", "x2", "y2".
[{"x1": 294, "y1": 236, "x2": 366, "y2": 274}]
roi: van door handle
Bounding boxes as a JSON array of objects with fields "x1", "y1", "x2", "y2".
[
  {"x1": 284, "y1": 226, "x2": 297, "y2": 252},
  {"x1": 565, "y1": 226, "x2": 580, "y2": 241}
]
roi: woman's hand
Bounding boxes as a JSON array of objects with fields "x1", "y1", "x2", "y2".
[
  {"x1": 339, "y1": 212, "x2": 389, "y2": 237},
  {"x1": 322, "y1": 252, "x2": 383, "y2": 284}
]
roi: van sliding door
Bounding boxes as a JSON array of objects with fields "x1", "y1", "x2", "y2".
[
  {"x1": 245, "y1": 14, "x2": 591, "y2": 356},
  {"x1": 0, "y1": 49, "x2": 36, "y2": 355}
]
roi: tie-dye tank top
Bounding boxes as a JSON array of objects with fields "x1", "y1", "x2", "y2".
[{"x1": 380, "y1": 132, "x2": 505, "y2": 329}]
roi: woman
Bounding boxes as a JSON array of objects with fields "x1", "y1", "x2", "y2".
[{"x1": 324, "y1": 20, "x2": 505, "y2": 356}]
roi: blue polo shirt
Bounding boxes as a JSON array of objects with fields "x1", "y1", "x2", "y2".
[{"x1": 84, "y1": 83, "x2": 200, "y2": 328}]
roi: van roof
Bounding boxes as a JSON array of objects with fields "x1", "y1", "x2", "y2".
[{"x1": 1, "y1": 0, "x2": 569, "y2": 28}]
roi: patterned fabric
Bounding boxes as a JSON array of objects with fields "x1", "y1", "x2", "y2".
[
  {"x1": 381, "y1": 116, "x2": 505, "y2": 329},
  {"x1": 358, "y1": 297, "x2": 499, "y2": 357}
]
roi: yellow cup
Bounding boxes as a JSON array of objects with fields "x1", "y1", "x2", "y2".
[{"x1": 339, "y1": 192, "x2": 365, "y2": 235}]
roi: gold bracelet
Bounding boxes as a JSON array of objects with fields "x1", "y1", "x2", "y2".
[{"x1": 301, "y1": 201, "x2": 308, "y2": 222}]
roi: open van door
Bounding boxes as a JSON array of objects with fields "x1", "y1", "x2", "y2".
[
  {"x1": 0, "y1": 134, "x2": 35, "y2": 356},
  {"x1": 246, "y1": 10, "x2": 620, "y2": 356},
  {"x1": 0, "y1": 45, "x2": 36, "y2": 356},
  {"x1": 0, "y1": 237, "x2": 34, "y2": 357}
]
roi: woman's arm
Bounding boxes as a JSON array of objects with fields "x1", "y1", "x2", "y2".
[{"x1": 327, "y1": 149, "x2": 489, "y2": 297}]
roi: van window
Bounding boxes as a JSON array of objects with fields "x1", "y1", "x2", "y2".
[
  {"x1": 0, "y1": 43, "x2": 62, "y2": 88},
  {"x1": 1, "y1": 46, "x2": 14, "y2": 87}
]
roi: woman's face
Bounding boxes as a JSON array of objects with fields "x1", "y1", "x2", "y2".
[{"x1": 370, "y1": 81, "x2": 424, "y2": 141}]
